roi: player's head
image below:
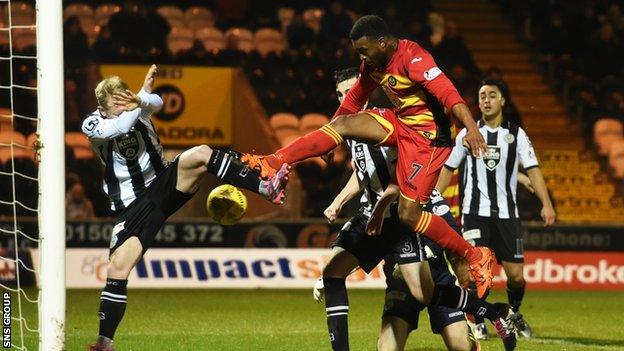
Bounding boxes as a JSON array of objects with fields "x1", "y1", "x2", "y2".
[
  {"x1": 478, "y1": 78, "x2": 506, "y2": 120},
  {"x1": 95, "y1": 76, "x2": 129, "y2": 117},
  {"x1": 349, "y1": 15, "x2": 393, "y2": 68},
  {"x1": 334, "y1": 67, "x2": 359, "y2": 104}
]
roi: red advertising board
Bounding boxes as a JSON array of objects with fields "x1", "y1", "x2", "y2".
[{"x1": 492, "y1": 251, "x2": 624, "y2": 290}]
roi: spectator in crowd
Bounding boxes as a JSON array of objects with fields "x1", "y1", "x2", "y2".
[
  {"x1": 320, "y1": 1, "x2": 353, "y2": 46},
  {"x1": 66, "y1": 181, "x2": 95, "y2": 219}
]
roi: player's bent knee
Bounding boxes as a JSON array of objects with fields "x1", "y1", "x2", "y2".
[
  {"x1": 179, "y1": 145, "x2": 213, "y2": 170},
  {"x1": 377, "y1": 337, "x2": 399, "y2": 351}
]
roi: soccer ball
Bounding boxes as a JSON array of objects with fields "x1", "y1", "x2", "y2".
[{"x1": 206, "y1": 184, "x2": 248, "y2": 225}]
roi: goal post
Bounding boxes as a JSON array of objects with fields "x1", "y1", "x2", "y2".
[{"x1": 36, "y1": 0, "x2": 66, "y2": 349}]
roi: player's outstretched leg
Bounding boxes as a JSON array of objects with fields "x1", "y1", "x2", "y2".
[
  {"x1": 178, "y1": 145, "x2": 289, "y2": 204},
  {"x1": 430, "y1": 285, "x2": 516, "y2": 351},
  {"x1": 321, "y1": 247, "x2": 360, "y2": 351},
  {"x1": 88, "y1": 238, "x2": 143, "y2": 351},
  {"x1": 242, "y1": 113, "x2": 389, "y2": 179},
  {"x1": 502, "y1": 261, "x2": 532, "y2": 338},
  {"x1": 397, "y1": 197, "x2": 494, "y2": 298}
]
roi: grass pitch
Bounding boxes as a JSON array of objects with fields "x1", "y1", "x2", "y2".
[{"x1": 9, "y1": 289, "x2": 624, "y2": 350}]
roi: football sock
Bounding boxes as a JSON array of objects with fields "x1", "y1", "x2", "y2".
[
  {"x1": 507, "y1": 283, "x2": 525, "y2": 313},
  {"x1": 206, "y1": 149, "x2": 263, "y2": 193},
  {"x1": 323, "y1": 277, "x2": 349, "y2": 351},
  {"x1": 267, "y1": 125, "x2": 343, "y2": 167},
  {"x1": 469, "y1": 281, "x2": 486, "y2": 324},
  {"x1": 414, "y1": 212, "x2": 480, "y2": 262},
  {"x1": 431, "y1": 285, "x2": 500, "y2": 321},
  {"x1": 98, "y1": 278, "x2": 127, "y2": 340}
]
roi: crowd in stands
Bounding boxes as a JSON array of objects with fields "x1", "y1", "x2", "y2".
[
  {"x1": 0, "y1": 0, "x2": 546, "y2": 219},
  {"x1": 501, "y1": 0, "x2": 624, "y2": 183}
]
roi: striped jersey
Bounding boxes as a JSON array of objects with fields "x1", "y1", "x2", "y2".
[
  {"x1": 346, "y1": 140, "x2": 396, "y2": 218},
  {"x1": 445, "y1": 120, "x2": 538, "y2": 219},
  {"x1": 81, "y1": 90, "x2": 167, "y2": 212}
]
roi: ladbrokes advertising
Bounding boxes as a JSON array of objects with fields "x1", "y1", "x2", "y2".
[{"x1": 99, "y1": 65, "x2": 233, "y2": 146}]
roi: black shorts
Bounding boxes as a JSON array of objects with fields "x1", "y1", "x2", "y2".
[
  {"x1": 462, "y1": 214, "x2": 525, "y2": 263},
  {"x1": 331, "y1": 209, "x2": 426, "y2": 274},
  {"x1": 382, "y1": 236, "x2": 465, "y2": 334},
  {"x1": 109, "y1": 159, "x2": 193, "y2": 255}
]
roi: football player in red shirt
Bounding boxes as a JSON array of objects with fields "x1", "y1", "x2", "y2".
[{"x1": 243, "y1": 15, "x2": 494, "y2": 298}]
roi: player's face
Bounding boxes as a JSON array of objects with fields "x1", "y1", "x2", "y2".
[
  {"x1": 100, "y1": 91, "x2": 125, "y2": 118},
  {"x1": 478, "y1": 85, "x2": 505, "y2": 118},
  {"x1": 336, "y1": 77, "x2": 357, "y2": 104},
  {"x1": 352, "y1": 36, "x2": 388, "y2": 68}
]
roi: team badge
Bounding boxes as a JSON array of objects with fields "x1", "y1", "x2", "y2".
[
  {"x1": 504, "y1": 134, "x2": 515, "y2": 143},
  {"x1": 483, "y1": 146, "x2": 501, "y2": 171},
  {"x1": 354, "y1": 144, "x2": 367, "y2": 172},
  {"x1": 115, "y1": 132, "x2": 140, "y2": 160},
  {"x1": 387, "y1": 76, "x2": 397, "y2": 87}
]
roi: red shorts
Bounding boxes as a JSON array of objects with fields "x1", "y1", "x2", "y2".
[{"x1": 363, "y1": 107, "x2": 452, "y2": 204}]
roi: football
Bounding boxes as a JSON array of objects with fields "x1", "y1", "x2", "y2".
[{"x1": 206, "y1": 184, "x2": 248, "y2": 225}]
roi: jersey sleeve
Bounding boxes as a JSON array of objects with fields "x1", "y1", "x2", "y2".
[
  {"x1": 405, "y1": 48, "x2": 465, "y2": 111},
  {"x1": 517, "y1": 128, "x2": 539, "y2": 169},
  {"x1": 444, "y1": 128, "x2": 468, "y2": 169},
  {"x1": 81, "y1": 109, "x2": 142, "y2": 140},
  {"x1": 333, "y1": 65, "x2": 378, "y2": 118},
  {"x1": 137, "y1": 88, "x2": 164, "y2": 119}
]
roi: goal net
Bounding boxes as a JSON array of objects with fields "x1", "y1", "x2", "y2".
[{"x1": 0, "y1": 0, "x2": 65, "y2": 350}]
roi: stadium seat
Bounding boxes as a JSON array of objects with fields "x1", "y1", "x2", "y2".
[
  {"x1": 157, "y1": 5, "x2": 185, "y2": 27},
  {"x1": 269, "y1": 112, "x2": 299, "y2": 131},
  {"x1": 593, "y1": 118, "x2": 624, "y2": 156},
  {"x1": 277, "y1": 131, "x2": 302, "y2": 148},
  {"x1": 254, "y1": 28, "x2": 285, "y2": 57},
  {"x1": 225, "y1": 28, "x2": 254, "y2": 52},
  {"x1": 195, "y1": 27, "x2": 225, "y2": 52},
  {"x1": 94, "y1": 4, "x2": 121, "y2": 27},
  {"x1": 300, "y1": 113, "x2": 330, "y2": 134},
  {"x1": 65, "y1": 132, "x2": 90, "y2": 149},
  {"x1": 167, "y1": 26, "x2": 194, "y2": 55},
  {"x1": 9, "y1": 1, "x2": 35, "y2": 26},
  {"x1": 0, "y1": 108, "x2": 11, "y2": 132},
  {"x1": 11, "y1": 27, "x2": 36, "y2": 52},
  {"x1": 609, "y1": 140, "x2": 624, "y2": 179},
  {"x1": 63, "y1": 3, "x2": 94, "y2": 22},
  {"x1": 185, "y1": 6, "x2": 215, "y2": 31}
]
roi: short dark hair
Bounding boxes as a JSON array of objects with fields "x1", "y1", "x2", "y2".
[
  {"x1": 334, "y1": 67, "x2": 359, "y2": 84},
  {"x1": 479, "y1": 78, "x2": 508, "y2": 99},
  {"x1": 349, "y1": 15, "x2": 390, "y2": 41}
]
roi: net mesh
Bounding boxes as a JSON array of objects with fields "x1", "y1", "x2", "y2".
[{"x1": 0, "y1": 0, "x2": 40, "y2": 349}]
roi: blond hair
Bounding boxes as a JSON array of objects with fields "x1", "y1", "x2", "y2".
[{"x1": 94, "y1": 76, "x2": 128, "y2": 109}]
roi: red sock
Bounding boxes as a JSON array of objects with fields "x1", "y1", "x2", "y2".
[
  {"x1": 415, "y1": 212, "x2": 480, "y2": 262},
  {"x1": 265, "y1": 125, "x2": 343, "y2": 168}
]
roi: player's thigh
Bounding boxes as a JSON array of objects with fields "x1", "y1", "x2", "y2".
[
  {"x1": 177, "y1": 145, "x2": 213, "y2": 193},
  {"x1": 440, "y1": 321, "x2": 474, "y2": 351},
  {"x1": 378, "y1": 316, "x2": 410, "y2": 351},
  {"x1": 399, "y1": 261, "x2": 434, "y2": 304},
  {"x1": 108, "y1": 236, "x2": 143, "y2": 279},
  {"x1": 323, "y1": 246, "x2": 360, "y2": 278},
  {"x1": 501, "y1": 261, "x2": 525, "y2": 286},
  {"x1": 397, "y1": 196, "x2": 424, "y2": 229},
  {"x1": 329, "y1": 112, "x2": 392, "y2": 144}
]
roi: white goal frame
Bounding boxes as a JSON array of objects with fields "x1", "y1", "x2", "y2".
[{"x1": 36, "y1": 0, "x2": 65, "y2": 350}]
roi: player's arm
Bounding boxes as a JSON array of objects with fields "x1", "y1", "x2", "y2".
[
  {"x1": 436, "y1": 129, "x2": 468, "y2": 193},
  {"x1": 517, "y1": 172, "x2": 534, "y2": 193},
  {"x1": 366, "y1": 182, "x2": 399, "y2": 236},
  {"x1": 82, "y1": 108, "x2": 143, "y2": 140},
  {"x1": 114, "y1": 65, "x2": 163, "y2": 115},
  {"x1": 518, "y1": 128, "x2": 556, "y2": 225},
  {"x1": 324, "y1": 167, "x2": 363, "y2": 223},
  {"x1": 406, "y1": 52, "x2": 487, "y2": 157}
]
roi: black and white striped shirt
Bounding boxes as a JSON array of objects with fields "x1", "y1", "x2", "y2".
[
  {"x1": 81, "y1": 90, "x2": 167, "y2": 212},
  {"x1": 346, "y1": 140, "x2": 396, "y2": 218},
  {"x1": 445, "y1": 120, "x2": 538, "y2": 219}
]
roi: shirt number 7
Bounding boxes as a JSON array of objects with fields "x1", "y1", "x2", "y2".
[{"x1": 408, "y1": 162, "x2": 423, "y2": 182}]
